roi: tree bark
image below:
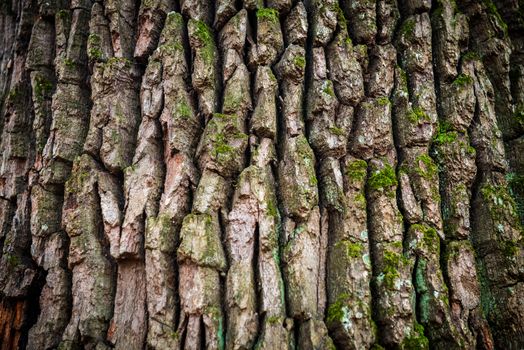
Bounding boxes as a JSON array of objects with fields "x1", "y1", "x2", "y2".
[{"x1": 1, "y1": 0, "x2": 524, "y2": 349}]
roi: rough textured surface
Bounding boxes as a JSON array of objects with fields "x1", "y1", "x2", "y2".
[{"x1": 1, "y1": 0, "x2": 524, "y2": 349}]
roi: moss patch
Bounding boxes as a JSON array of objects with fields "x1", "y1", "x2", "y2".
[
  {"x1": 401, "y1": 322, "x2": 429, "y2": 349},
  {"x1": 256, "y1": 8, "x2": 279, "y2": 23},
  {"x1": 452, "y1": 73, "x2": 473, "y2": 87},
  {"x1": 294, "y1": 55, "x2": 306, "y2": 69},
  {"x1": 368, "y1": 164, "x2": 397, "y2": 196},
  {"x1": 346, "y1": 159, "x2": 367, "y2": 181},
  {"x1": 433, "y1": 122, "x2": 457, "y2": 145},
  {"x1": 414, "y1": 154, "x2": 438, "y2": 180},
  {"x1": 407, "y1": 107, "x2": 430, "y2": 124}
]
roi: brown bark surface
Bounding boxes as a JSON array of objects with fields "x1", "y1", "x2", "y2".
[{"x1": 1, "y1": 0, "x2": 524, "y2": 349}]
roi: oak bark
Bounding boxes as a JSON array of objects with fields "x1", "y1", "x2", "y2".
[{"x1": 1, "y1": 0, "x2": 524, "y2": 349}]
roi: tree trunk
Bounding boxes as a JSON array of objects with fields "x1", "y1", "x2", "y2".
[{"x1": 1, "y1": 0, "x2": 524, "y2": 349}]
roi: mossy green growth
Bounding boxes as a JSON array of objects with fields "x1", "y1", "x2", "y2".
[
  {"x1": 267, "y1": 198, "x2": 278, "y2": 218},
  {"x1": 166, "y1": 11, "x2": 184, "y2": 26},
  {"x1": 401, "y1": 323, "x2": 429, "y2": 350},
  {"x1": 452, "y1": 73, "x2": 473, "y2": 87},
  {"x1": 515, "y1": 106, "x2": 524, "y2": 127},
  {"x1": 368, "y1": 164, "x2": 397, "y2": 195},
  {"x1": 414, "y1": 154, "x2": 438, "y2": 180},
  {"x1": 5, "y1": 252, "x2": 21, "y2": 268},
  {"x1": 63, "y1": 58, "x2": 75, "y2": 68},
  {"x1": 192, "y1": 20, "x2": 215, "y2": 65},
  {"x1": 295, "y1": 135, "x2": 318, "y2": 189},
  {"x1": 411, "y1": 224, "x2": 439, "y2": 248},
  {"x1": 323, "y1": 80, "x2": 335, "y2": 97},
  {"x1": 407, "y1": 107, "x2": 430, "y2": 124},
  {"x1": 88, "y1": 33, "x2": 102, "y2": 60},
  {"x1": 329, "y1": 126, "x2": 344, "y2": 136},
  {"x1": 400, "y1": 18, "x2": 416, "y2": 37},
  {"x1": 381, "y1": 249, "x2": 409, "y2": 289},
  {"x1": 501, "y1": 240, "x2": 519, "y2": 257},
  {"x1": 346, "y1": 159, "x2": 367, "y2": 181},
  {"x1": 256, "y1": 8, "x2": 279, "y2": 23},
  {"x1": 294, "y1": 55, "x2": 306, "y2": 69},
  {"x1": 33, "y1": 76, "x2": 53, "y2": 102},
  {"x1": 463, "y1": 51, "x2": 481, "y2": 61},
  {"x1": 354, "y1": 193, "x2": 366, "y2": 207},
  {"x1": 433, "y1": 122, "x2": 458, "y2": 145},
  {"x1": 174, "y1": 100, "x2": 191, "y2": 119},
  {"x1": 266, "y1": 315, "x2": 282, "y2": 324},
  {"x1": 377, "y1": 96, "x2": 390, "y2": 106},
  {"x1": 326, "y1": 293, "x2": 350, "y2": 324},
  {"x1": 334, "y1": 3, "x2": 347, "y2": 28},
  {"x1": 105, "y1": 56, "x2": 132, "y2": 69},
  {"x1": 65, "y1": 162, "x2": 90, "y2": 194},
  {"x1": 208, "y1": 114, "x2": 247, "y2": 166},
  {"x1": 336, "y1": 240, "x2": 364, "y2": 259},
  {"x1": 56, "y1": 9, "x2": 68, "y2": 19},
  {"x1": 483, "y1": 0, "x2": 508, "y2": 36},
  {"x1": 481, "y1": 183, "x2": 520, "y2": 222}
]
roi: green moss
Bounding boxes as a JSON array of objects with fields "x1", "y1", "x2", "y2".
[
  {"x1": 368, "y1": 164, "x2": 397, "y2": 195},
  {"x1": 63, "y1": 58, "x2": 75, "y2": 68},
  {"x1": 502, "y1": 240, "x2": 518, "y2": 257},
  {"x1": 354, "y1": 193, "x2": 366, "y2": 206},
  {"x1": 56, "y1": 9, "x2": 68, "y2": 19},
  {"x1": 415, "y1": 154, "x2": 438, "y2": 180},
  {"x1": 88, "y1": 33, "x2": 102, "y2": 60},
  {"x1": 166, "y1": 11, "x2": 184, "y2": 25},
  {"x1": 168, "y1": 330, "x2": 179, "y2": 340},
  {"x1": 267, "y1": 198, "x2": 278, "y2": 217},
  {"x1": 174, "y1": 100, "x2": 191, "y2": 119},
  {"x1": 377, "y1": 96, "x2": 390, "y2": 106},
  {"x1": 323, "y1": 80, "x2": 335, "y2": 97},
  {"x1": 192, "y1": 20, "x2": 215, "y2": 65},
  {"x1": 452, "y1": 73, "x2": 473, "y2": 87},
  {"x1": 481, "y1": 183, "x2": 520, "y2": 222},
  {"x1": 310, "y1": 174, "x2": 318, "y2": 186},
  {"x1": 326, "y1": 293, "x2": 350, "y2": 323},
  {"x1": 433, "y1": 122, "x2": 458, "y2": 145},
  {"x1": 33, "y1": 76, "x2": 53, "y2": 102},
  {"x1": 266, "y1": 315, "x2": 281, "y2": 324},
  {"x1": 329, "y1": 126, "x2": 344, "y2": 136},
  {"x1": 381, "y1": 252, "x2": 402, "y2": 289},
  {"x1": 5, "y1": 253, "x2": 21, "y2": 268},
  {"x1": 483, "y1": 0, "x2": 508, "y2": 36},
  {"x1": 411, "y1": 224, "x2": 439, "y2": 248},
  {"x1": 295, "y1": 135, "x2": 318, "y2": 189},
  {"x1": 294, "y1": 55, "x2": 306, "y2": 69},
  {"x1": 336, "y1": 240, "x2": 364, "y2": 259},
  {"x1": 401, "y1": 323, "x2": 429, "y2": 349},
  {"x1": 346, "y1": 159, "x2": 367, "y2": 181},
  {"x1": 407, "y1": 107, "x2": 430, "y2": 123},
  {"x1": 208, "y1": 114, "x2": 247, "y2": 166},
  {"x1": 124, "y1": 163, "x2": 137, "y2": 174},
  {"x1": 400, "y1": 18, "x2": 416, "y2": 37},
  {"x1": 463, "y1": 51, "x2": 481, "y2": 61},
  {"x1": 256, "y1": 8, "x2": 279, "y2": 22},
  {"x1": 334, "y1": 3, "x2": 347, "y2": 29},
  {"x1": 65, "y1": 165, "x2": 90, "y2": 194}
]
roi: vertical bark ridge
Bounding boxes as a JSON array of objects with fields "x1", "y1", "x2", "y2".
[
  {"x1": 431, "y1": 1, "x2": 495, "y2": 348},
  {"x1": 176, "y1": 2, "x2": 227, "y2": 348},
  {"x1": 393, "y1": 1, "x2": 466, "y2": 348},
  {"x1": 272, "y1": 2, "x2": 335, "y2": 348},
  {"x1": 0, "y1": 0, "x2": 42, "y2": 348}
]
